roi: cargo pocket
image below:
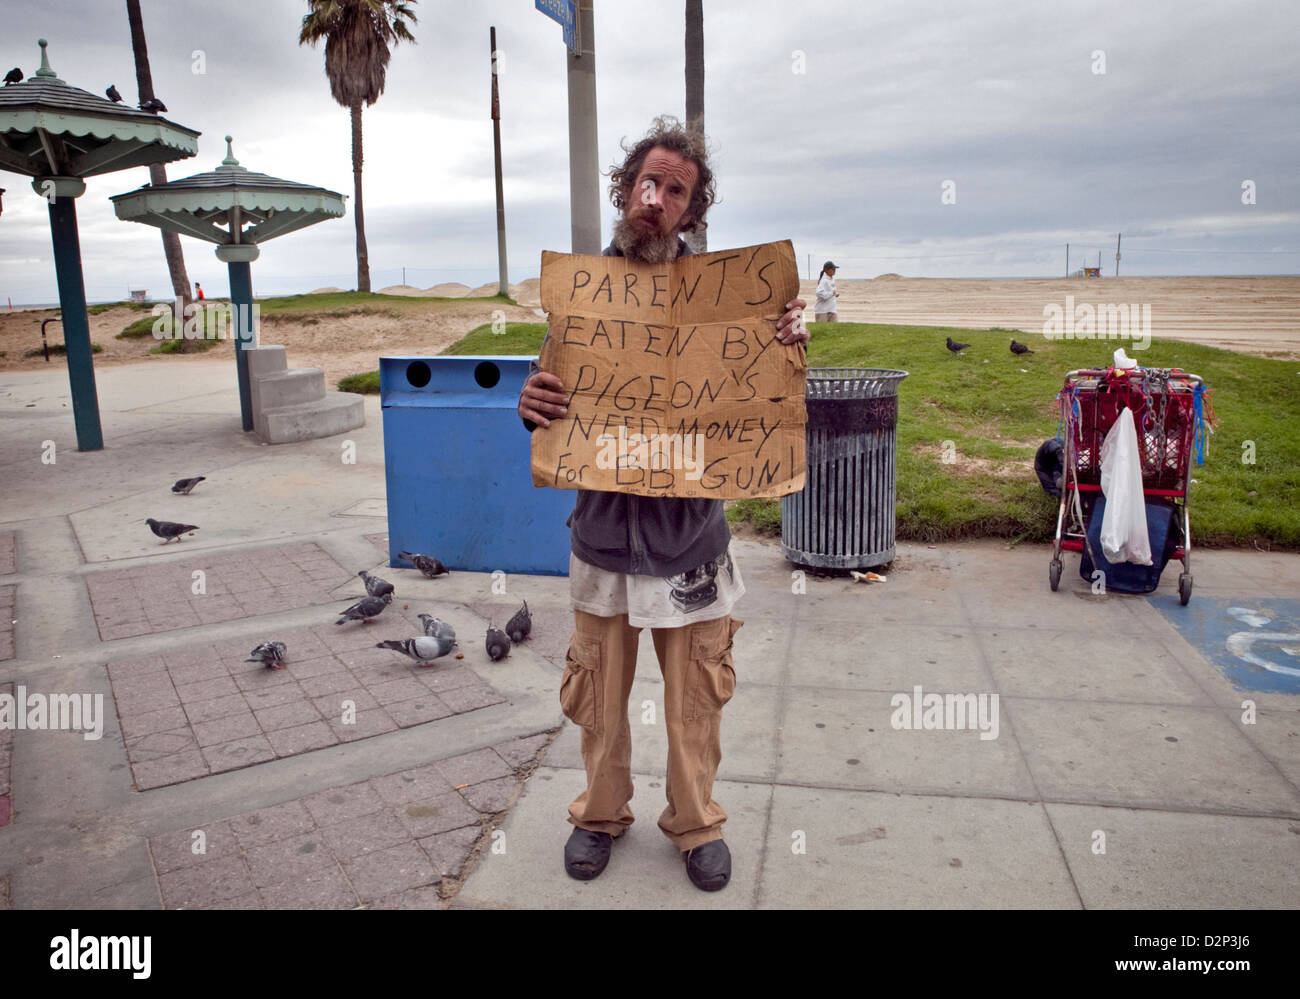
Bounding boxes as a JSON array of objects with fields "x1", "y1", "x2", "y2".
[
  {"x1": 685, "y1": 616, "x2": 741, "y2": 723},
  {"x1": 559, "y1": 634, "x2": 603, "y2": 736}
]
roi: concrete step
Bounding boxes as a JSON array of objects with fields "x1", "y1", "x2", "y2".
[
  {"x1": 256, "y1": 368, "x2": 325, "y2": 409},
  {"x1": 244, "y1": 345, "x2": 287, "y2": 379},
  {"x1": 260, "y1": 391, "x2": 366, "y2": 444}
]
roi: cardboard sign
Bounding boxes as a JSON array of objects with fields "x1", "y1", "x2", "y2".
[{"x1": 531, "y1": 240, "x2": 806, "y2": 499}]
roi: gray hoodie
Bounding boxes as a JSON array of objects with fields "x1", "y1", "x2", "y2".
[{"x1": 521, "y1": 238, "x2": 730, "y2": 576}]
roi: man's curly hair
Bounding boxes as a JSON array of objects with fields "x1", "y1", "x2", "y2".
[{"x1": 608, "y1": 115, "x2": 716, "y2": 235}]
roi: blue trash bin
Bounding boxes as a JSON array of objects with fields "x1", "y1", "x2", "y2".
[{"x1": 380, "y1": 356, "x2": 574, "y2": 575}]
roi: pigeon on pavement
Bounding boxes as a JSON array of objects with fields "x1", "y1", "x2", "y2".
[
  {"x1": 1010, "y1": 339, "x2": 1034, "y2": 355},
  {"x1": 358, "y1": 570, "x2": 395, "y2": 598},
  {"x1": 377, "y1": 635, "x2": 454, "y2": 666},
  {"x1": 146, "y1": 518, "x2": 199, "y2": 543},
  {"x1": 485, "y1": 626, "x2": 510, "y2": 661},
  {"x1": 245, "y1": 641, "x2": 287, "y2": 669},
  {"x1": 946, "y1": 336, "x2": 970, "y2": 354},
  {"x1": 106, "y1": 84, "x2": 122, "y2": 102},
  {"x1": 398, "y1": 551, "x2": 449, "y2": 578},
  {"x1": 3, "y1": 68, "x2": 22, "y2": 86},
  {"x1": 506, "y1": 600, "x2": 531, "y2": 643},
  {"x1": 171, "y1": 476, "x2": 205, "y2": 494},
  {"x1": 417, "y1": 614, "x2": 456, "y2": 644},
  {"x1": 336, "y1": 592, "x2": 392, "y2": 625}
]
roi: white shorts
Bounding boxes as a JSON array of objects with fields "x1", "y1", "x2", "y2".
[{"x1": 569, "y1": 545, "x2": 745, "y2": 629}]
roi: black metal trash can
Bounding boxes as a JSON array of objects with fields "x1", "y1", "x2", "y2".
[{"x1": 781, "y1": 367, "x2": 908, "y2": 569}]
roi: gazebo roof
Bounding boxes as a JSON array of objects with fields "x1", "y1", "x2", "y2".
[
  {"x1": 110, "y1": 136, "x2": 345, "y2": 245},
  {"x1": 0, "y1": 39, "x2": 198, "y2": 178}
]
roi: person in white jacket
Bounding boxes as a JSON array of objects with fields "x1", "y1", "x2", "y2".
[{"x1": 815, "y1": 260, "x2": 839, "y2": 321}]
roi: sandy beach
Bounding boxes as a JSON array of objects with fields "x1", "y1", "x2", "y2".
[{"x1": 2, "y1": 274, "x2": 1296, "y2": 386}]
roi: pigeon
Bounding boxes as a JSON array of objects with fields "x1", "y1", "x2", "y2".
[
  {"x1": 945, "y1": 336, "x2": 970, "y2": 354},
  {"x1": 139, "y1": 97, "x2": 167, "y2": 113},
  {"x1": 1010, "y1": 339, "x2": 1034, "y2": 355},
  {"x1": 171, "y1": 475, "x2": 205, "y2": 494},
  {"x1": 245, "y1": 641, "x2": 287, "y2": 669},
  {"x1": 506, "y1": 600, "x2": 531, "y2": 643},
  {"x1": 335, "y1": 592, "x2": 392, "y2": 625},
  {"x1": 417, "y1": 614, "x2": 456, "y2": 644},
  {"x1": 146, "y1": 518, "x2": 199, "y2": 543},
  {"x1": 485, "y1": 626, "x2": 510, "y2": 661},
  {"x1": 398, "y1": 551, "x2": 449, "y2": 578},
  {"x1": 4, "y1": 68, "x2": 22, "y2": 86},
  {"x1": 358, "y1": 570, "x2": 395, "y2": 599},
  {"x1": 106, "y1": 84, "x2": 122, "y2": 102},
  {"x1": 377, "y1": 635, "x2": 454, "y2": 666}
]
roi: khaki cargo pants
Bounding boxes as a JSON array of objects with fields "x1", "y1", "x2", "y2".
[{"x1": 560, "y1": 610, "x2": 742, "y2": 852}]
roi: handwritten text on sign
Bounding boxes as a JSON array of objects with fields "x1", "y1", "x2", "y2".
[{"x1": 531, "y1": 240, "x2": 806, "y2": 498}]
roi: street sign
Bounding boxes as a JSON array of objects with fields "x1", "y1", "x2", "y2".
[{"x1": 535, "y1": 0, "x2": 578, "y2": 54}]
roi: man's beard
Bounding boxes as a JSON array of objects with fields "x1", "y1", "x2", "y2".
[{"x1": 612, "y1": 211, "x2": 681, "y2": 263}]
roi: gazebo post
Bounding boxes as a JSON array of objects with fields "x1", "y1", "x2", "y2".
[
  {"x1": 217, "y1": 244, "x2": 259, "y2": 432},
  {"x1": 40, "y1": 177, "x2": 102, "y2": 451}
]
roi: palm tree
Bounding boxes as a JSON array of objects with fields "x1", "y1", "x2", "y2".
[
  {"x1": 126, "y1": 0, "x2": 192, "y2": 326},
  {"x1": 684, "y1": 0, "x2": 705, "y2": 254},
  {"x1": 299, "y1": 0, "x2": 418, "y2": 294}
]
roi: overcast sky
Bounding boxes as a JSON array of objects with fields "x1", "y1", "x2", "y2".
[{"x1": 1, "y1": 0, "x2": 1298, "y2": 303}]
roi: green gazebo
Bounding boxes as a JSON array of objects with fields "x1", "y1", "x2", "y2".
[
  {"x1": 111, "y1": 137, "x2": 346, "y2": 431},
  {"x1": 0, "y1": 39, "x2": 199, "y2": 451}
]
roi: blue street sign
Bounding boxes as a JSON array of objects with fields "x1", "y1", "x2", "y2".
[{"x1": 535, "y1": 0, "x2": 578, "y2": 54}]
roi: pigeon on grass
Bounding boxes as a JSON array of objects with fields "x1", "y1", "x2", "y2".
[
  {"x1": 398, "y1": 551, "x2": 449, "y2": 578},
  {"x1": 377, "y1": 635, "x2": 454, "y2": 666},
  {"x1": 1010, "y1": 340, "x2": 1034, "y2": 355},
  {"x1": 417, "y1": 614, "x2": 456, "y2": 644},
  {"x1": 336, "y1": 592, "x2": 392, "y2": 625},
  {"x1": 146, "y1": 518, "x2": 199, "y2": 543},
  {"x1": 945, "y1": 336, "x2": 970, "y2": 354},
  {"x1": 358, "y1": 570, "x2": 395, "y2": 599},
  {"x1": 245, "y1": 641, "x2": 287, "y2": 669},
  {"x1": 172, "y1": 476, "x2": 206, "y2": 494},
  {"x1": 506, "y1": 601, "x2": 531, "y2": 643},
  {"x1": 485, "y1": 626, "x2": 510, "y2": 662}
]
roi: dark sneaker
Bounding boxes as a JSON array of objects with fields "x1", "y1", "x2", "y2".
[
  {"x1": 684, "y1": 839, "x2": 731, "y2": 891},
  {"x1": 564, "y1": 828, "x2": 613, "y2": 881}
]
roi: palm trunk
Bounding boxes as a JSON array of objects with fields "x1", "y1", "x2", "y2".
[
  {"x1": 351, "y1": 101, "x2": 370, "y2": 293},
  {"x1": 684, "y1": 0, "x2": 706, "y2": 254},
  {"x1": 126, "y1": 0, "x2": 192, "y2": 331}
]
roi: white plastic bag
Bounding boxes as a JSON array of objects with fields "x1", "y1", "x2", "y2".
[{"x1": 1099, "y1": 407, "x2": 1152, "y2": 565}]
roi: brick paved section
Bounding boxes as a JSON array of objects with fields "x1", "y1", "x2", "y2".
[
  {"x1": 86, "y1": 542, "x2": 353, "y2": 641},
  {"x1": 109, "y1": 615, "x2": 506, "y2": 790},
  {"x1": 0, "y1": 682, "x2": 12, "y2": 827},
  {"x1": 0, "y1": 531, "x2": 15, "y2": 575},
  {"x1": 0, "y1": 586, "x2": 13, "y2": 662},
  {"x1": 147, "y1": 735, "x2": 548, "y2": 909}
]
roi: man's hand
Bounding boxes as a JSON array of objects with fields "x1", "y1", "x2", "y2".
[
  {"x1": 775, "y1": 297, "x2": 810, "y2": 346},
  {"x1": 519, "y1": 371, "x2": 568, "y2": 428}
]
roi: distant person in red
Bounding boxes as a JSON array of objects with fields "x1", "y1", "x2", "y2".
[{"x1": 195, "y1": 282, "x2": 204, "y2": 300}]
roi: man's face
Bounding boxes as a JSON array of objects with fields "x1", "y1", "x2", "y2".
[{"x1": 613, "y1": 146, "x2": 699, "y2": 263}]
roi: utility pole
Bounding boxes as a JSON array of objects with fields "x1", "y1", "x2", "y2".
[
  {"x1": 491, "y1": 26, "x2": 509, "y2": 295},
  {"x1": 567, "y1": 0, "x2": 599, "y2": 253},
  {"x1": 1115, "y1": 232, "x2": 1121, "y2": 277},
  {"x1": 1065, "y1": 243, "x2": 1069, "y2": 277}
]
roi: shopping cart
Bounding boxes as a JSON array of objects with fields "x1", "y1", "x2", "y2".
[{"x1": 1049, "y1": 367, "x2": 1213, "y2": 605}]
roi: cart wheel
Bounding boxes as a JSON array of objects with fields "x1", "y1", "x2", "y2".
[
  {"x1": 1178, "y1": 573, "x2": 1193, "y2": 606},
  {"x1": 1049, "y1": 559, "x2": 1062, "y2": 592}
]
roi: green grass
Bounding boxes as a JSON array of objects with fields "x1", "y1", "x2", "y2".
[
  {"x1": 149, "y1": 337, "x2": 214, "y2": 355},
  {"x1": 117, "y1": 315, "x2": 160, "y2": 339},
  {"x1": 257, "y1": 290, "x2": 515, "y2": 318},
  {"x1": 338, "y1": 317, "x2": 1300, "y2": 548},
  {"x1": 338, "y1": 371, "x2": 380, "y2": 394},
  {"x1": 24, "y1": 343, "x2": 101, "y2": 357}
]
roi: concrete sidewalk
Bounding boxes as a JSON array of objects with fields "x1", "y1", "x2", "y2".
[{"x1": 0, "y1": 359, "x2": 1296, "y2": 909}]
